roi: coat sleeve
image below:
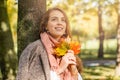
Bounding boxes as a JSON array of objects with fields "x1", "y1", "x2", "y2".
[{"x1": 16, "y1": 43, "x2": 35, "y2": 80}]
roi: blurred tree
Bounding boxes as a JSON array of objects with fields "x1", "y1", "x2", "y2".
[
  {"x1": 7, "y1": 0, "x2": 17, "y2": 48},
  {"x1": 18, "y1": 0, "x2": 46, "y2": 58},
  {"x1": 115, "y1": 0, "x2": 120, "y2": 76},
  {"x1": 97, "y1": 0, "x2": 104, "y2": 58},
  {"x1": 0, "y1": 0, "x2": 16, "y2": 79}
]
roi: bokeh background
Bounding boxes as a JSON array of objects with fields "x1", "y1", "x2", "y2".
[{"x1": 0, "y1": 0, "x2": 120, "y2": 80}]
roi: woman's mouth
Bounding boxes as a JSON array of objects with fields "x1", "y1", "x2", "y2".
[{"x1": 55, "y1": 27, "x2": 63, "y2": 31}]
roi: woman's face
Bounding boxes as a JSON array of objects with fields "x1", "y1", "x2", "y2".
[{"x1": 47, "y1": 10, "x2": 66, "y2": 40}]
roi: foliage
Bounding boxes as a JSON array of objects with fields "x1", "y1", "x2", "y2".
[
  {"x1": 7, "y1": 0, "x2": 17, "y2": 52},
  {"x1": 54, "y1": 38, "x2": 81, "y2": 56}
]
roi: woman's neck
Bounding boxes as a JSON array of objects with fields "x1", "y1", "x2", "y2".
[{"x1": 48, "y1": 34, "x2": 61, "y2": 41}]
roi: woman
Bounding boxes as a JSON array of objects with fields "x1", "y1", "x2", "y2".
[{"x1": 16, "y1": 8, "x2": 82, "y2": 80}]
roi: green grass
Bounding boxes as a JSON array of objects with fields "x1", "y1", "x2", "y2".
[
  {"x1": 81, "y1": 65, "x2": 120, "y2": 80},
  {"x1": 79, "y1": 39, "x2": 120, "y2": 80}
]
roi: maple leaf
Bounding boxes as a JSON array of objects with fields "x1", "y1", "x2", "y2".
[
  {"x1": 70, "y1": 41, "x2": 81, "y2": 54},
  {"x1": 54, "y1": 40, "x2": 81, "y2": 57},
  {"x1": 55, "y1": 42, "x2": 70, "y2": 56}
]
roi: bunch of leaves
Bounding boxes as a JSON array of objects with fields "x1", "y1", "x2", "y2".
[{"x1": 54, "y1": 40, "x2": 81, "y2": 57}]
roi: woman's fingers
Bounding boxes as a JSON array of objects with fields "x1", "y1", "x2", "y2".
[
  {"x1": 67, "y1": 50, "x2": 74, "y2": 53},
  {"x1": 68, "y1": 60, "x2": 76, "y2": 65},
  {"x1": 66, "y1": 50, "x2": 76, "y2": 62},
  {"x1": 57, "y1": 50, "x2": 76, "y2": 74}
]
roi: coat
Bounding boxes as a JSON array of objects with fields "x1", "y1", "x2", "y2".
[{"x1": 16, "y1": 40, "x2": 51, "y2": 80}]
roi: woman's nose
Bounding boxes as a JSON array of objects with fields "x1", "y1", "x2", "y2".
[{"x1": 57, "y1": 20, "x2": 62, "y2": 24}]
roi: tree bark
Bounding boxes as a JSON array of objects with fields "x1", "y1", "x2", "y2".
[
  {"x1": 115, "y1": 0, "x2": 120, "y2": 76},
  {"x1": 18, "y1": 0, "x2": 46, "y2": 58},
  {"x1": 98, "y1": 3, "x2": 104, "y2": 58}
]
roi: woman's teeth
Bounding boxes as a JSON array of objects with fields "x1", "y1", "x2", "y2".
[{"x1": 55, "y1": 27, "x2": 63, "y2": 30}]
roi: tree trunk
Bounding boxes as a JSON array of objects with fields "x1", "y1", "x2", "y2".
[
  {"x1": 115, "y1": 0, "x2": 120, "y2": 76},
  {"x1": 98, "y1": 4, "x2": 104, "y2": 58},
  {"x1": 18, "y1": 0, "x2": 46, "y2": 58},
  {"x1": 0, "y1": 0, "x2": 15, "y2": 79}
]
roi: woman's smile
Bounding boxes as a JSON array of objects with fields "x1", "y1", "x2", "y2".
[{"x1": 55, "y1": 27, "x2": 63, "y2": 31}]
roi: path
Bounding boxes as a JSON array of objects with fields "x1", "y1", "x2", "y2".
[{"x1": 83, "y1": 59, "x2": 116, "y2": 67}]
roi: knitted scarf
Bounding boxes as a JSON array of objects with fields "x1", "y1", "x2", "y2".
[{"x1": 40, "y1": 32, "x2": 73, "y2": 80}]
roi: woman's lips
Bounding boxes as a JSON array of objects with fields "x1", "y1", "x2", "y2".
[{"x1": 55, "y1": 27, "x2": 63, "y2": 31}]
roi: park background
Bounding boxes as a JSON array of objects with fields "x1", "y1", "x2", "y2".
[{"x1": 0, "y1": 0, "x2": 120, "y2": 80}]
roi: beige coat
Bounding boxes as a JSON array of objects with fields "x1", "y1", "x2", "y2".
[{"x1": 16, "y1": 40, "x2": 51, "y2": 80}]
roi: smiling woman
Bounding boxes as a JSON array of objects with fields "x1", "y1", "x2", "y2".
[
  {"x1": 16, "y1": 7, "x2": 83, "y2": 80},
  {"x1": 46, "y1": 10, "x2": 66, "y2": 40}
]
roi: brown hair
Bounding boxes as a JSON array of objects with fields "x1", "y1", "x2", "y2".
[
  {"x1": 75, "y1": 55, "x2": 83, "y2": 73},
  {"x1": 39, "y1": 7, "x2": 71, "y2": 38}
]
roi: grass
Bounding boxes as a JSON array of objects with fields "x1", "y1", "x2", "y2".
[
  {"x1": 79, "y1": 39, "x2": 120, "y2": 80},
  {"x1": 81, "y1": 65, "x2": 120, "y2": 80}
]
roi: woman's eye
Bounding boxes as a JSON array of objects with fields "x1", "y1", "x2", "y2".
[
  {"x1": 51, "y1": 18, "x2": 56, "y2": 21},
  {"x1": 62, "y1": 19, "x2": 65, "y2": 22}
]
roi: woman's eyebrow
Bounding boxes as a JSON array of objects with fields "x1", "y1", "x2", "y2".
[
  {"x1": 50, "y1": 16, "x2": 58, "y2": 18},
  {"x1": 50, "y1": 16, "x2": 65, "y2": 18}
]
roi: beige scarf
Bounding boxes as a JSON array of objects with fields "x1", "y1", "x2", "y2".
[{"x1": 40, "y1": 32, "x2": 74, "y2": 80}]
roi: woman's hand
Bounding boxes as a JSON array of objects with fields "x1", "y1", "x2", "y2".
[{"x1": 57, "y1": 50, "x2": 76, "y2": 74}]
